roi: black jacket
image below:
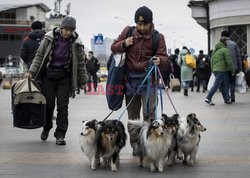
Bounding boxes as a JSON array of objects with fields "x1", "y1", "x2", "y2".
[
  {"x1": 196, "y1": 54, "x2": 211, "y2": 80},
  {"x1": 20, "y1": 29, "x2": 46, "y2": 68},
  {"x1": 86, "y1": 57, "x2": 100, "y2": 72}
]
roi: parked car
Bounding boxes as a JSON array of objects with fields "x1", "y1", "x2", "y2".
[{"x1": 6, "y1": 67, "x2": 23, "y2": 78}]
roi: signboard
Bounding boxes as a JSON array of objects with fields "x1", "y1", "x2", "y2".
[
  {"x1": 0, "y1": 26, "x2": 31, "y2": 34},
  {"x1": 94, "y1": 34, "x2": 104, "y2": 45},
  {"x1": 189, "y1": 48, "x2": 195, "y2": 54}
]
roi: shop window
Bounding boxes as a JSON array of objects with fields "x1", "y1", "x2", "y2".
[{"x1": 229, "y1": 25, "x2": 247, "y2": 53}]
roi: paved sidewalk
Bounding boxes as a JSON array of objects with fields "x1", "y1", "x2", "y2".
[{"x1": 0, "y1": 84, "x2": 250, "y2": 178}]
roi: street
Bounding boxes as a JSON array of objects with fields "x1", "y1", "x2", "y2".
[{"x1": 0, "y1": 83, "x2": 250, "y2": 178}]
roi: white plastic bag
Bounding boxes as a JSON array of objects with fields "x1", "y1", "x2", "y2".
[
  {"x1": 236, "y1": 72, "x2": 247, "y2": 93},
  {"x1": 207, "y1": 73, "x2": 215, "y2": 91}
]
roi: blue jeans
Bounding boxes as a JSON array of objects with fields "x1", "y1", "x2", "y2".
[
  {"x1": 182, "y1": 81, "x2": 191, "y2": 89},
  {"x1": 206, "y1": 72, "x2": 230, "y2": 102}
]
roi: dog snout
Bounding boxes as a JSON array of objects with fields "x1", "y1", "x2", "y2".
[
  {"x1": 80, "y1": 132, "x2": 84, "y2": 136},
  {"x1": 109, "y1": 134, "x2": 114, "y2": 140}
]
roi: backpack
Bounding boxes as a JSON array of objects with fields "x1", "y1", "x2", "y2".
[
  {"x1": 185, "y1": 54, "x2": 196, "y2": 69},
  {"x1": 198, "y1": 57, "x2": 206, "y2": 69},
  {"x1": 106, "y1": 27, "x2": 159, "y2": 111}
]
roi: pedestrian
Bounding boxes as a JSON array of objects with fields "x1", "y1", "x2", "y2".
[
  {"x1": 27, "y1": 16, "x2": 88, "y2": 145},
  {"x1": 241, "y1": 51, "x2": 248, "y2": 74},
  {"x1": 20, "y1": 21, "x2": 46, "y2": 69},
  {"x1": 196, "y1": 50, "x2": 211, "y2": 92},
  {"x1": 111, "y1": 6, "x2": 168, "y2": 155},
  {"x1": 177, "y1": 46, "x2": 193, "y2": 96},
  {"x1": 221, "y1": 30, "x2": 242, "y2": 103},
  {"x1": 86, "y1": 51, "x2": 100, "y2": 92},
  {"x1": 205, "y1": 37, "x2": 235, "y2": 105},
  {"x1": 169, "y1": 48, "x2": 181, "y2": 82}
]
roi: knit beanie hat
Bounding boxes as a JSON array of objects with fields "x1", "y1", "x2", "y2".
[
  {"x1": 221, "y1": 30, "x2": 230, "y2": 38},
  {"x1": 31, "y1": 21, "x2": 43, "y2": 30},
  {"x1": 60, "y1": 16, "x2": 76, "y2": 30},
  {"x1": 134, "y1": 6, "x2": 153, "y2": 23}
]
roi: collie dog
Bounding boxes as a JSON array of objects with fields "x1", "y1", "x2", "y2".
[
  {"x1": 128, "y1": 114, "x2": 178, "y2": 172},
  {"x1": 161, "y1": 113, "x2": 180, "y2": 166},
  {"x1": 177, "y1": 113, "x2": 207, "y2": 166},
  {"x1": 93, "y1": 120, "x2": 127, "y2": 171},
  {"x1": 79, "y1": 119, "x2": 99, "y2": 168}
]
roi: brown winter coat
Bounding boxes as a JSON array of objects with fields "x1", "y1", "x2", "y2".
[{"x1": 111, "y1": 25, "x2": 168, "y2": 72}]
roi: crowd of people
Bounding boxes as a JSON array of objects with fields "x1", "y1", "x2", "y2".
[{"x1": 165, "y1": 30, "x2": 249, "y2": 105}]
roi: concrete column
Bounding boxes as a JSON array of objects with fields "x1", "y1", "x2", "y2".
[{"x1": 211, "y1": 27, "x2": 224, "y2": 50}]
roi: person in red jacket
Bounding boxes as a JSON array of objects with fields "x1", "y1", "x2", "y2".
[{"x1": 111, "y1": 6, "x2": 168, "y2": 155}]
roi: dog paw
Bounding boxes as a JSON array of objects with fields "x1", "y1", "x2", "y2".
[
  {"x1": 177, "y1": 155, "x2": 183, "y2": 160},
  {"x1": 167, "y1": 161, "x2": 173, "y2": 167},
  {"x1": 150, "y1": 168, "x2": 156, "y2": 172},
  {"x1": 186, "y1": 160, "x2": 194, "y2": 166},
  {"x1": 111, "y1": 168, "x2": 118, "y2": 172},
  {"x1": 90, "y1": 166, "x2": 96, "y2": 170},
  {"x1": 150, "y1": 165, "x2": 156, "y2": 172},
  {"x1": 111, "y1": 165, "x2": 118, "y2": 172},
  {"x1": 158, "y1": 166, "x2": 163, "y2": 172}
]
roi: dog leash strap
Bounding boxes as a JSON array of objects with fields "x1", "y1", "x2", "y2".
[
  {"x1": 157, "y1": 67, "x2": 178, "y2": 115},
  {"x1": 117, "y1": 65, "x2": 156, "y2": 121},
  {"x1": 159, "y1": 87, "x2": 163, "y2": 115},
  {"x1": 145, "y1": 71, "x2": 152, "y2": 114},
  {"x1": 154, "y1": 66, "x2": 158, "y2": 119}
]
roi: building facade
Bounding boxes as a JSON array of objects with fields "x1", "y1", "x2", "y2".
[
  {"x1": 189, "y1": 0, "x2": 250, "y2": 55},
  {"x1": 0, "y1": 3, "x2": 50, "y2": 67}
]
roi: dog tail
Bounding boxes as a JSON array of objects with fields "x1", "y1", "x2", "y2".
[
  {"x1": 127, "y1": 119, "x2": 143, "y2": 126},
  {"x1": 127, "y1": 120, "x2": 143, "y2": 134}
]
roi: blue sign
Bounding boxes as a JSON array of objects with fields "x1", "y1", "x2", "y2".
[
  {"x1": 189, "y1": 48, "x2": 195, "y2": 54},
  {"x1": 94, "y1": 34, "x2": 103, "y2": 45}
]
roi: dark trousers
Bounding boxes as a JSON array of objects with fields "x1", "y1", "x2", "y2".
[
  {"x1": 196, "y1": 78, "x2": 208, "y2": 91},
  {"x1": 87, "y1": 71, "x2": 98, "y2": 91},
  {"x1": 41, "y1": 75, "x2": 70, "y2": 138},
  {"x1": 206, "y1": 72, "x2": 230, "y2": 102},
  {"x1": 126, "y1": 91, "x2": 156, "y2": 153},
  {"x1": 229, "y1": 74, "x2": 236, "y2": 100}
]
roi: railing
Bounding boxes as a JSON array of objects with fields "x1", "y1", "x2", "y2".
[{"x1": 0, "y1": 18, "x2": 32, "y2": 25}]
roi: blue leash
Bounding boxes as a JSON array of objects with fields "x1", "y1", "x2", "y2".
[{"x1": 117, "y1": 65, "x2": 156, "y2": 121}]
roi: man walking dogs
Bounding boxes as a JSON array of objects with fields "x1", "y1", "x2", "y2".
[
  {"x1": 27, "y1": 16, "x2": 88, "y2": 145},
  {"x1": 111, "y1": 6, "x2": 168, "y2": 154}
]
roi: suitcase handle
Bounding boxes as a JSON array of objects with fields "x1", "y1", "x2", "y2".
[
  {"x1": 28, "y1": 76, "x2": 32, "y2": 93},
  {"x1": 169, "y1": 74, "x2": 175, "y2": 80},
  {"x1": 27, "y1": 96, "x2": 34, "y2": 100}
]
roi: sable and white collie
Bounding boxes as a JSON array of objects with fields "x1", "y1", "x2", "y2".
[
  {"x1": 79, "y1": 119, "x2": 99, "y2": 168},
  {"x1": 128, "y1": 114, "x2": 178, "y2": 172},
  {"x1": 177, "y1": 113, "x2": 207, "y2": 166},
  {"x1": 161, "y1": 113, "x2": 180, "y2": 166},
  {"x1": 93, "y1": 120, "x2": 127, "y2": 172}
]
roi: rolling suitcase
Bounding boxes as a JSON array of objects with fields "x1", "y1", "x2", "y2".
[
  {"x1": 169, "y1": 74, "x2": 181, "y2": 92},
  {"x1": 12, "y1": 78, "x2": 46, "y2": 129}
]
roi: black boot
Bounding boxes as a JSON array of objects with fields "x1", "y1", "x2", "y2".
[
  {"x1": 184, "y1": 88, "x2": 188, "y2": 96},
  {"x1": 41, "y1": 129, "x2": 49, "y2": 141}
]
